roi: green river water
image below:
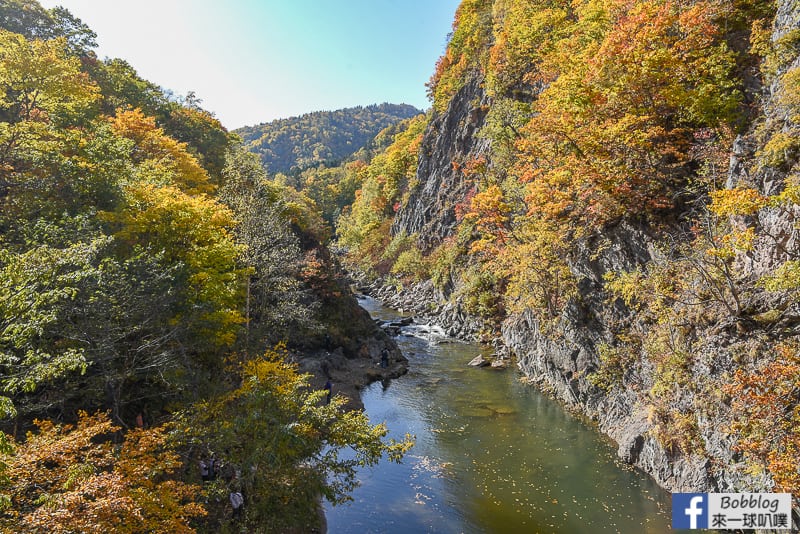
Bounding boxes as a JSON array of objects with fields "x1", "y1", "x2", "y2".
[{"x1": 324, "y1": 296, "x2": 673, "y2": 533}]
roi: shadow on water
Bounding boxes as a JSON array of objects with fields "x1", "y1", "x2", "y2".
[{"x1": 324, "y1": 296, "x2": 672, "y2": 533}]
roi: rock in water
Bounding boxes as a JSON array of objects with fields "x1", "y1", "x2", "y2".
[{"x1": 468, "y1": 355, "x2": 490, "y2": 367}]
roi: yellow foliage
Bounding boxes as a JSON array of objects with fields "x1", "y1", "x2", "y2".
[
  {"x1": 111, "y1": 108, "x2": 214, "y2": 195},
  {"x1": 0, "y1": 31, "x2": 100, "y2": 123},
  {"x1": 427, "y1": 0, "x2": 493, "y2": 111},
  {"x1": 337, "y1": 115, "x2": 426, "y2": 273},
  {"x1": 499, "y1": 221, "x2": 575, "y2": 322},
  {"x1": 465, "y1": 184, "x2": 511, "y2": 254},
  {"x1": 760, "y1": 131, "x2": 800, "y2": 168},
  {"x1": 103, "y1": 182, "x2": 245, "y2": 346},
  {"x1": 779, "y1": 67, "x2": 800, "y2": 118},
  {"x1": 760, "y1": 260, "x2": 800, "y2": 292},
  {"x1": 179, "y1": 344, "x2": 413, "y2": 531},
  {"x1": 709, "y1": 187, "x2": 768, "y2": 216},
  {"x1": 707, "y1": 227, "x2": 756, "y2": 260}
]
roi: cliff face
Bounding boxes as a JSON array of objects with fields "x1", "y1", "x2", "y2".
[
  {"x1": 380, "y1": 0, "x2": 800, "y2": 499},
  {"x1": 392, "y1": 76, "x2": 491, "y2": 251},
  {"x1": 743, "y1": 3, "x2": 800, "y2": 278}
]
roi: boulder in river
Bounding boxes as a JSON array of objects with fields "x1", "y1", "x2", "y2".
[
  {"x1": 388, "y1": 317, "x2": 414, "y2": 327},
  {"x1": 467, "y1": 355, "x2": 490, "y2": 367},
  {"x1": 383, "y1": 326, "x2": 401, "y2": 336},
  {"x1": 490, "y1": 358, "x2": 509, "y2": 369}
]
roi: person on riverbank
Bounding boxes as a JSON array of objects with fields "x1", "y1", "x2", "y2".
[
  {"x1": 324, "y1": 379, "x2": 332, "y2": 405},
  {"x1": 380, "y1": 348, "x2": 389, "y2": 368},
  {"x1": 230, "y1": 490, "x2": 244, "y2": 518},
  {"x1": 200, "y1": 458, "x2": 210, "y2": 482},
  {"x1": 208, "y1": 456, "x2": 218, "y2": 481}
]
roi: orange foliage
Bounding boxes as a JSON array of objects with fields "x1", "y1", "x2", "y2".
[
  {"x1": 515, "y1": 0, "x2": 739, "y2": 227},
  {"x1": 465, "y1": 184, "x2": 511, "y2": 254},
  {"x1": 3, "y1": 412, "x2": 204, "y2": 533},
  {"x1": 111, "y1": 108, "x2": 214, "y2": 195},
  {"x1": 726, "y1": 342, "x2": 800, "y2": 495},
  {"x1": 462, "y1": 156, "x2": 487, "y2": 177}
]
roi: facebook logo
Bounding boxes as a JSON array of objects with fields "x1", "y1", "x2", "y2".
[
  {"x1": 673, "y1": 493, "x2": 708, "y2": 529},
  {"x1": 673, "y1": 492, "x2": 793, "y2": 530}
]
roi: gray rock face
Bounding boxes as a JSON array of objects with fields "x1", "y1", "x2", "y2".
[
  {"x1": 502, "y1": 0, "x2": 800, "y2": 498},
  {"x1": 392, "y1": 74, "x2": 491, "y2": 251},
  {"x1": 733, "y1": 2, "x2": 800, "y2": 281}
]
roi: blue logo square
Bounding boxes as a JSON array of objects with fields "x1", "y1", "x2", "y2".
[{"x1": 673, "y1": 493, "x2": 708, "y2": 529}]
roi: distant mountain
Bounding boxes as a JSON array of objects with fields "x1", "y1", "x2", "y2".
[{"x1": 236, "y1": 103, "x2": 422, "y2": 175}]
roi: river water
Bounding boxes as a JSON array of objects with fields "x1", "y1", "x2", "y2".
[{"x1": 324, "y1": 296, "x2": 671, "y2": 533}]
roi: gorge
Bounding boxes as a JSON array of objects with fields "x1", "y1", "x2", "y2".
[
  {"x1": 325, "y1": 296, "x2": 672, "y2": 533},
  {"x1": 1, "y1": 0, "x2": 799, "y2": 531}
]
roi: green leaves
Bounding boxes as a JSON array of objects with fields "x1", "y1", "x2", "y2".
[
  {"x1": 220, "y1": 148, "x2": 313, "y2": 348},
  {"x1": 236, "y1": 103, "x2": 420, "y2": 176},
  {"x1": 103, "y1": 182, "x2": 245, "y2": 348},
  {"x1": 178, "y1": 345, "x2": 412, "y2": 531},
  {"x1": 0, "y1": 239, "x2": 106, "y2": 400},
  {"x1": 336, "y1": 114, "x2": 426, "y2": 274}
]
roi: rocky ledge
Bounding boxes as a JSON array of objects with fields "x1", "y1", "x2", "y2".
[{"x1": 298, "y1": 342, "x2": 407, "y2": 412}]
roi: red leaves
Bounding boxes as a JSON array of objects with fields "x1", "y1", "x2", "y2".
[{"x1": 726, "y1": 342, "x2": 800, "y2": 495}]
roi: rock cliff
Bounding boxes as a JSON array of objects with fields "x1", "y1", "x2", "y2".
[{"x1": 392, "y1": 76, "x2": 491, "y2": 250}]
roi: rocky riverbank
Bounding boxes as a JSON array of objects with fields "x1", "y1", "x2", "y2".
[
  {"x1": 350, "y1": 1, "x2": 800, "y2": 515},
  {"x1": 354, "y1": 276, "x2": 485, "y2": 341},
  {"x1": 325, "y1": 4, "x2": 800, "y2": 530},
  {"x1": 294, "y1": 293, "x2": 408, "y2": 411},
  {"x1": 298, "y1": 341, "x2": 407, "y2": 412},
  {"x1": 352, "y1": 270, "x2": 769, "y2": 495}
]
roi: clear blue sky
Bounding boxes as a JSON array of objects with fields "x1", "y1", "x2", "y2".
[{"x1": 39, "y1": 0, "x2": 462, "y2": 129}]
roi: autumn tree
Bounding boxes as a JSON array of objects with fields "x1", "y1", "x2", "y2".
[
  {"x1": 110, "y1": 108, "x2": 214, "y2": 195},
  {"x1": 426, "y1": 0, "x2": 493, "y2": 111},
  {"x1": 1, "y1": 411, "x2": 205, "y2": 533},
  {"x1": 726, "y1": 342, "x2": 800, "y2": 496},
  {"x1": 517, "y1": 0, "x2": 741, "y2": 227},
  {"x1": 0, "y1": 29, "x2": 98, "y2": 124},
  {"x1": 219, "y1": 148, "x2": 314, "y2": 350},
  {"x1": 102, "y1": 182, "x2": 245, "y2": 351},
  {"x1": 163, "y1": 101, "x2": 232, "y2": 185},
  {"x1": 235, "y1": 103, "x2": 420, "y2": 176},
  {"x1": 336, "y1": 114, "x2": 426, "y2": 274},
  {"x1": 177, "y1": 344, "x2": 412, "y2": 532}
]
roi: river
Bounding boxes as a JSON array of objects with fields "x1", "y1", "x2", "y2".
[{"x1": 324, "y1": 296, "x2": 672, "y2": 533}]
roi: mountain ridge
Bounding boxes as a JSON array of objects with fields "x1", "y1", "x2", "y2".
[{"x1": 236, "y1": 102, "x2": 422, "y2": 175}]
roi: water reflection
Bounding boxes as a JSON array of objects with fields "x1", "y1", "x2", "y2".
[{"x1": 325, "y1": 297, "x2": 671, "y2": 533}]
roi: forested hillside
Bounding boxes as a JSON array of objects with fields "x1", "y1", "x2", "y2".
[
  {"x1": 0, "y1": 1, "x2": 409, "y2": 531},
  {"x1": 236, "y1": 103, "x2": 421, "y2": 175},
  {"x1": 337, "y1": 0, "x2": 800, "y2": 507}
]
